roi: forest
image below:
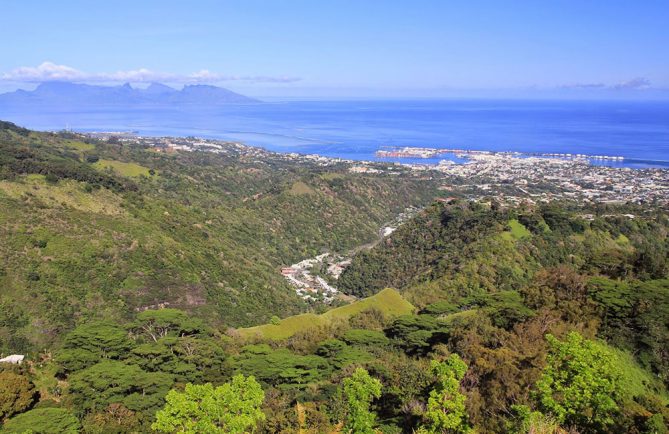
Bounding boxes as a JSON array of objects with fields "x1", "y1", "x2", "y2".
[{"x1": 0, "y1": 122, "x2": 668, "y2": 433}]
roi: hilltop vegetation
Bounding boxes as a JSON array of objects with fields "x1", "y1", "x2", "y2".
[{"x1": 239, "y1": 288, "x2": 414, "y2": 340}]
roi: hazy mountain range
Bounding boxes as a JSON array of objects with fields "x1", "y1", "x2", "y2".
[{"x1": 0, "y1": 82, "x2": 260, "y2": 106}]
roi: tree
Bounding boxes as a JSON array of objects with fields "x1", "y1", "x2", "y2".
[
  {"x1": 0, "y1": 371, "x2": 36, "y2": 419},
  {"x1": 82, "y1": 403, "x2": 142, "y2": 433},
  {"x1": 68, "y1": 360, "x2": 173, "y2": 415},
  {"x1": 536, "y1": 332, "x2": 623, "y2": 431},
  {"x1": 342, "y1": 368, "x2": 382, "y2": 434},
  {"x1": 127, "y1": 336, "x2": 228, "y2": 384},
  {"x1": 418, "y1": 354, "x2": 471, "y2": 433},
  {"x1": 386, "y1": 315, "x2": 442, "y2": 355},
  {"x1": 56, "y1": 321, "x2": 133, "y2": 372},
  {"x1": 342, "y1": 329, "x2": 390, "y2": 347},
  {"x1": 152, "y1": 375, "x2": 265, "y2": 434},
  {"x1": 131, "y1": 309, "x2": 205, "y2": 343},
  {"x1": 234, "y1": 345, "x2": 329, "y2": 388},
  {"x1": 2, "y1": 407, "x2": 81, "y2": 433}
]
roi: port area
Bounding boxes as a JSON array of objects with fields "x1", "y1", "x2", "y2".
[{"x1": 375, "y1": 146, "x2": 626, "y2": 162}]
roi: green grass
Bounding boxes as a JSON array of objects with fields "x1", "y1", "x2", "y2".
[
  {"x1": 0, "y1": 176, "x2": 126, "y2": 215},
  {"x1": 501, "y1": 219, "x2": 531, "y2": 241},
  {"x1": 239, "y1": 288, "x2": 415, "y2": 340},
  {"x1": 437, "y1": 308, "x2": 480, "y2": 325},
  {"x1": 93, "y1": 159, "x2": 152, "y2": 177},
  {"x1": 600, "y1": 342, "x2": 669, "y2": 401},
  {"x1": 64, "y1": 140, "x2": 95, "y2": 151},
  {"x1": 321, "y1": 288, "x2": 415, "y2": 320},
  {"x1": 616, "y1": 233, "x2": 631, "y2": 246},
  {"x1": 320, "y1": 173, "x2": 345, "y2": 180},
  {"x1": 288, "y1": 181, "x2": 316, "y2": 195}
]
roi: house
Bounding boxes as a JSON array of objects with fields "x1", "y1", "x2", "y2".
[{"x1": 0, "y1": 354, "x2": 25, "y2": 364}]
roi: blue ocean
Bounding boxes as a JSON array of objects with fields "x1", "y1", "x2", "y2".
[{"x1": 2, "y1": 99, "x2": 668, "y2": 168}]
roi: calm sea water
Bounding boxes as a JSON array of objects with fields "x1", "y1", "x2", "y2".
[{"x1": 2, "y1": 99, "x2": 668, "y2": 168}]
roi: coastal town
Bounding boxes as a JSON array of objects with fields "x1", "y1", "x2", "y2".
[
  {"x1": 90, "y1": 132, "x2": 669, "y2": 208},
  {"x1": 376, "y1": 146, "x2": 627, "y2": 162},
  {"x1": 429, "y1": 152, "x2": 669, "y2": 206}
]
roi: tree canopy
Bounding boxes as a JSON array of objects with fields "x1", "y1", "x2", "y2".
[
  {"x1": 152, "y1": 375, "x2": 265, "y2": 434},
  {"x1": 536, "y1": 332, "x2": 623, "y2": 431},
  {"x1": 342, "y1": 367, "x2": 382, "y2": 434}
]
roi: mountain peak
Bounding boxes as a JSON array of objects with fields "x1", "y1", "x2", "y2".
[
  {"x1": 147, "y1": 82, "x2": 175, "y2": 91},
  {"x1": 143, "y1": 82, "x2": 176, "y2": 95}
]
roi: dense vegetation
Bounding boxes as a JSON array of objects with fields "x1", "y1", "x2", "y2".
[
  {"x1": 1, "y1": 122, "x2": 668, "y2": 433},
  {"x1": 0, "y1": 122, "x2": 440, "y2": 352}
]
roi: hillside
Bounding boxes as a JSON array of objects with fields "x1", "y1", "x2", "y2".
[
  {"x1": 339, "y1": 201, "x2": 669, "y2": 302},
  {"x1": 238, "y1": 288, "x2": 414, "y2": 340},
  {"x1": 0, "y1": 121, "x2": 440, "y2": 351},
  {"x1": 1, "y1": 122, "x2": 668, "y2": 433}
]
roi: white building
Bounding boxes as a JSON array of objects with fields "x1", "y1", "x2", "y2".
[{"x1": 0, "y1": 354, "x2": 25, "y2": 364}]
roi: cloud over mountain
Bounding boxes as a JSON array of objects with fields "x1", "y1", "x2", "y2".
[{"x1": 0, "y1": 62, "x2": 301, "y2": 84}]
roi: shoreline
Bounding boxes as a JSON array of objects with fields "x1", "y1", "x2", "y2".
[{"x1": 79, "y1": 129, "x2": 669, "y2": 171}]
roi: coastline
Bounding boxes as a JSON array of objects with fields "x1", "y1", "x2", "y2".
[{"x1": 1, "y1": 98, "x2": 668, "y2": 168}]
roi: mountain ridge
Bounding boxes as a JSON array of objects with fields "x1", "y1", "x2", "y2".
[{"x1": 0, "y1": 81, "x2": 260, "y2": 106}]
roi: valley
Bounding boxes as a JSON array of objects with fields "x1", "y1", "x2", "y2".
[{"x1": 0, "y1": 121, "x2": 667, "y2": 433}]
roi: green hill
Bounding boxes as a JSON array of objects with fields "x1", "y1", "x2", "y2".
[{"x1": 238, "y1": 288, "x2": 414, "y2": 340}]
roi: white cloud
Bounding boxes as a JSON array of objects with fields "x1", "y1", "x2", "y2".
[
  {"x1": 0, "y1": 62, "x2": 301, "y2": 84},
  {"x1": 561, "y1": 77, "x2": 652, "y2": 91},
  {"x1": 1, "y1": 62, "x2": 85, "y2": 82}
]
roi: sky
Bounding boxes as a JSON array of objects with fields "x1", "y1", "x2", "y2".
[{"x1": 1, "y1": 0, "x2": 668, "y2": 98}]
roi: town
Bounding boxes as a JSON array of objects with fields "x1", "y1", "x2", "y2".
[
  {"x1": 88, "y1": 132, "x2": 669, "y2": 207},
  {"x1": 376, "y1": 145, "x2": 627, "y2": 161},
  {"x1": 277, "y1": 206, "x2": 421, "y2": 303}
]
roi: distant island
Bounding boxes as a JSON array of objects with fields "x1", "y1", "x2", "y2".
[{"x1": 0, "y1": 81, "x2": 260, "y2": 107}]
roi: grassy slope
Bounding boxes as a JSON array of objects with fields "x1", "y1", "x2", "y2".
[
  {"x1": 605, "y1": 343, "x2": 669, "y2": 401},
  {"x1": 501, "y1": 218, "x2": 532, "y2": 241},
  {"x1": 93, "y1": 159, "x2": 151, "y2": 177},
  {"x1": 238, "y1": 288, "x2": 415, "y2": 340}
]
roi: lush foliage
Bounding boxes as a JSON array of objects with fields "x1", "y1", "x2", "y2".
[
  {"x1": 534, "y1": 332, "x2": 652, "y2": 432},
  {"x1": 1, "y1": 407, "x2": 81, "y2": 433},
  {"x1": 418, "y1": 355, "x2": 470, "y2": 433},
  {"x1": 152, "y1": 375, "x2": 265, "y2": 433},
  {"x1": 0, "y1": 371, "x2": 36, "y2": 420},
  {"x1": 342, "y1": 368, "x2": 382, "y2": 434}
]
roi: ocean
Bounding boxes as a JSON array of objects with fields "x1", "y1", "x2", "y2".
[{"x1": 2, "y1": 99, "x2": 668, "y2": 168}]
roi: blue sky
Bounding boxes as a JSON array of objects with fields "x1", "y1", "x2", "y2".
[{"x1": 1, "y1": 0, "x2": 668, "y2": 98}]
